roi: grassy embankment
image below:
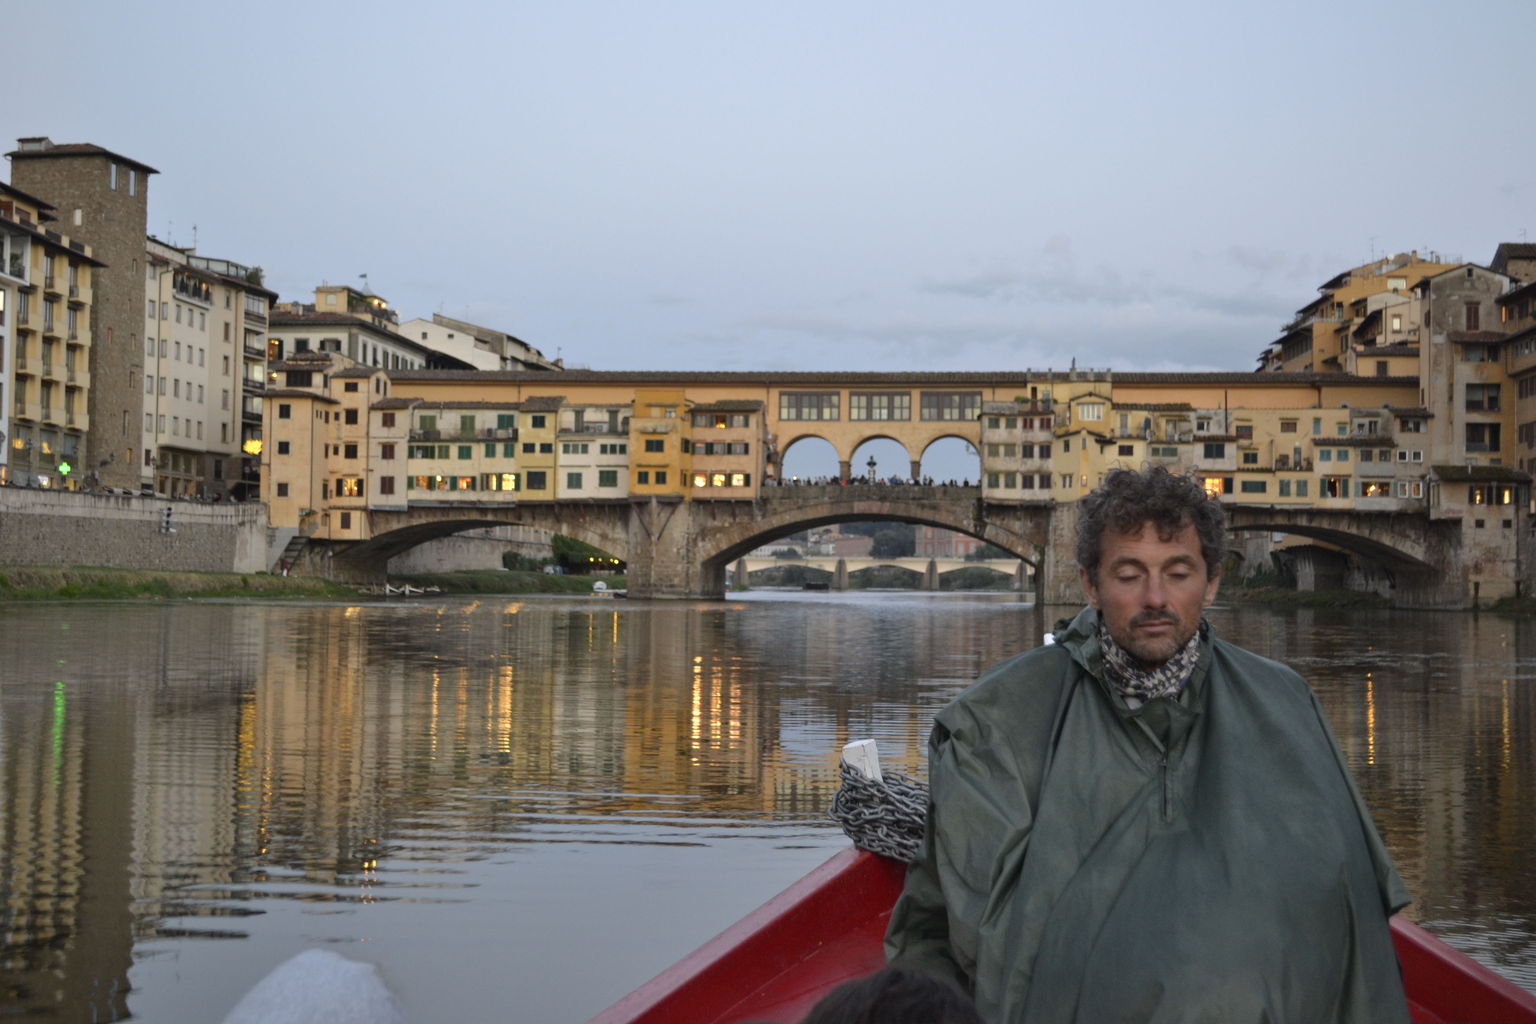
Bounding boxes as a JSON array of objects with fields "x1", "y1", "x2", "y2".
[
  {"x1": 0, "y1": 566, "x2": 357, "y2": 601},
  {"x1": 0, "y1": 566, "x2": 624, "y2": 601}
]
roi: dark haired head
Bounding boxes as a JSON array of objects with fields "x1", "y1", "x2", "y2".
[
  {"x1": 796, "y1": 968, "x2": 981, "y2": 1024},
  {"x1": 1075, "y1": 466, "x2": 1227, "y2": 583}
]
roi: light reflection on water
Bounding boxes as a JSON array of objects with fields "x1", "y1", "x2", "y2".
[{"x1": 0, "y1": 593, "x2": 1530, "y2": 1022}]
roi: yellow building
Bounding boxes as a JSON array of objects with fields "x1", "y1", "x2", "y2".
[
  {"x1": 0, "y1": 182, "x2": 102, "y2": 488},
  {"x1": 1260, "y1": 253, "x2": 1456, "y2": 374},
  {"x1": 630, "y1": 389, "x2": 690, "y2": 497}
]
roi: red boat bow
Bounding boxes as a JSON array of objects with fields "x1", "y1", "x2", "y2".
[{"x1": 592, "y1": 846, "x2": 1536, "y2": 1024}]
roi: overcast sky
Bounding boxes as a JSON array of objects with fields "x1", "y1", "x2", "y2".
[{"x1": 11, "y1": 0, "x2": 1534, "y2": 379}]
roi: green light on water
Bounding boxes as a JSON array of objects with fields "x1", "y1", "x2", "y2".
[{"x1": 51, "y1": 681, "x2": 66, "y2": 788}]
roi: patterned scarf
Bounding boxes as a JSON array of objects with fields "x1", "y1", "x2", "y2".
[{"x1": 1097, "y1": 619, "x2": 1203, "y2": 706}]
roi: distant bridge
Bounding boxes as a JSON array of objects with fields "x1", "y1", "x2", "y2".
[
  {"x1": 294, "y1": 487, "x2": 1471, "y2": 607},
  {"x1": 734, "y1": 554, "x2": 1031, "y2": 591}
]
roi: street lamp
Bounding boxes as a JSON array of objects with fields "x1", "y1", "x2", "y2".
[{"x1": 866, "y1": 455, "x2": 876, "y2": 482}]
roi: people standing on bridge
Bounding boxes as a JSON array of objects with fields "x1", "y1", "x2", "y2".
[{"x1": 885, "y1": 465, "x2": 1410, "y2": 1023}]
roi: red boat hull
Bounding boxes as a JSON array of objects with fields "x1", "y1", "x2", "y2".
[{"x1": 591, "y1": 846, "x2": 1536, "y2": 1024}]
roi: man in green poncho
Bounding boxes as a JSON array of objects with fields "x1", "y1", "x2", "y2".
[{"x1": 886, "y1": 466, "x2": 1410, "y2": 1023}]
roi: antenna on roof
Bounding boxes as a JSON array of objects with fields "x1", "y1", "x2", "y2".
[{"x1": 191, "y1": 224, "x2": 197, "y2": 249}]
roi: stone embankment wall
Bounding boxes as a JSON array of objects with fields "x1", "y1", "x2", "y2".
[
  {"x1": 0, "y1": 488, "x2": 267, "y2": 573},
  {"x1": 387, "y1": 526, "x2": 553, "y2": 574}
]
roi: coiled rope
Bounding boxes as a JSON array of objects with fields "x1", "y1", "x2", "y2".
[{"x1": 827, "y1": 760, "x2": 929, "y2": 863}]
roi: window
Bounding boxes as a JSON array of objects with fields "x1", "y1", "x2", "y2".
[
  {"x1": 566, "y1": 472, "x2": 583, "y2": 490},
  {"x1": 1075, "y1": 402, "x2": 1104, "y2": 422},
  {"x1": 345, "y1": 409, "x2": 359, "y2": 425},
  {"x1": 1319, "y1": 449, "x2": 1332, "y2": 462},
  {"x1": 278, "y1": 403, "x2": 291, "y2": 420},
  {"x1": 344, "y1": 443, "x2": 358, "y2": 459},
  {"x1": 1466, "y1": 303, "x2": 1481, "y2": 331},
  {"x1": 458, "y1": 445, "x2": 473, "y2": 459},
  {"x1": 1280, "y1": 420, "x2": 1297, "y2": 434},
  {"x1": 644, "y1": 439, "x2": 664, "y2": 452},
  {"x1": 382, "y1": 412, "x2": 396, "y2": 428},
  {"x1": 779, "y1": 392, "x2": 840, "y2": 421},
  {"x1": 1376, "y1": 361, "x2": 1389, "y2": 377},
  {"x1": 1466, "y1": 423, "x2": 1501, "y2": 452},
  {"x1": 655, "y1": 471, "x2": 667, "y2": 485},
  {"x1": 380, "y1": 476, "x2": 395, "y2": 495},
  {"x1": 1235, "y1": 424, "x2": 1253, "y2": 440},
  {"x1": 1202, "y1": 442, "x2": 1225, "y2": 459},
  {"x1": 849, "y1": 392, "x2": 911, "y2": 421},
  {"x1": 1117, "y1": 444, "x2": 1134, "y2": 456},
  {"x1": 637, "y1": 471, "x2": 650, "y2": 484},
  {"x1": 1242, "y1": 452, "x2": 1258, "y2": 465},
  {"x1": 276, "y1": 482, "x2": 289, "y2": 497},
  {"x1": 1391, "y1": 314, "x2": 1402, "y2": 331},
  {"x1": 1278, "y1": 479, "x2": 1291, "y2": 497},
  {"x1": 1312, "y1": 418, "x2": 1321, "y2": 435},
  {"x1": 599, "y1": 470, "x2": 618, "y2": 487},
  {"x1": 525, "y1": 470, "x2": 547, "y2": 490},
  {"x1": 277, "y1": 441, "x2": 291, "y2": 455},
  {"x1": 344, "y1": 382, "x2": 359, "y2": 393},
  {"x1": 530, "y1": 415, "x2": 546, "y2": 429},
  {"x1": 562, "y1": 442, "x2": 590, "y2": 454},
  {"x1": 339, "y1": 477, "x2": 363, "y2": 497},
  {"x1": 1359, "y1": 449, "x2": 1373, "y2": 462},
  {"x1": 1466, "y1": 383, "x2": 1501, "y2": 413},
  {"x1": 539, "y1": 443, "x2": 552, "y2": 454},
  {"x1": 600, "y1": 442, "x2": 627, "y2": 455},
  {"x1": 380, "y1": 443, "x2": 395, "y2": 460},
  {"x1": 1239, "y1": 480, "x2": 1267, "y2": 494}
]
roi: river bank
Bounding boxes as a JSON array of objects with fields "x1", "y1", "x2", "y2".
[{"x1": 0, "y1": 566, "x2": 624, "y2": 601}]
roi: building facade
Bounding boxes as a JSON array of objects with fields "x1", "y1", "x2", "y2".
[
  {"x1": 396, "y1": 313, "x2": 559, "y2": 372},
  {"x1": 0, "y1": 182, "x2": 103, "y2": 488},
  {"x1": 8, "y1": 137, "x2": 157, "y2": 490}
]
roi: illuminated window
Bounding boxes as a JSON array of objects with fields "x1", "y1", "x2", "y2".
[
  {"x1": 339, "y1": 477, "x2": 363, "y2": 497},
  {"x1": 730, "y1": 473, "x2": 747, "y2": 487},
  {"x1": 693, "y1": 473, "x2": 708, "y2": 488},
  {"x1": 711, "y1": 473, "x2": 727, "y2": 487}
]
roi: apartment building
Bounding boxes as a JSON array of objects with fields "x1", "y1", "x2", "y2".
[
  {"x1": 270, "y1": 285, "x2": 446, "y2": 372},
  {"x1": 8, "y1": 137, "x2": 157, "y2": 490},
  {"x1": 557, "y1": 400, "x2": 632, "y2": 499},
  {"x1": 0, "y1": 180, "x2": 103, "y2": 488},
  {"x1": 397, "y1": 313, "x2": 559, "y2": 371},
  {"x1": 686, "y1": 401, "x2": 765, "y2": 497},
  {"x1": 1259, "y1": 253, "x2": 1456, "y2": 374},
  {"x1": 140, "y1": 239, "x2": 276, "y2": 498}
]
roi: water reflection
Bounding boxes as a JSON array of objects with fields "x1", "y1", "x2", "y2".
[{"x1": 0, "y1": 595, "x2": 1530, "y2": 1022}]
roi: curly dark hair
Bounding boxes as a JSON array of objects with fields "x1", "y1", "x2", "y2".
[{"x1": 1075, "y1": 466, "x2": 1227, "y2": 582}]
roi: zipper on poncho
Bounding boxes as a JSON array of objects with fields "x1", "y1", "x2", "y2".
[{"x1": 1159, "y1": 756, "x2": 1171, "y2": 822}]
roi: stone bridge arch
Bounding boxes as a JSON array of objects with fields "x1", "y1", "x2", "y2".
[
  {"x1": 322, "y1": 503, "x2": 633, "y2": 581},
  {"x1": 682, "y1": 489, "x2": 1053, "y2": 598},
  {"x1": 1223, "y1": 506, "x2": 1461, "y2": 607}
]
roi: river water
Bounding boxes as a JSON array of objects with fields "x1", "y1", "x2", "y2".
[{"x1": 0, "y1": 591, "x2": 1532, "y2": 1022}]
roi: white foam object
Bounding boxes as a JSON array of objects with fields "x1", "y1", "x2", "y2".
[
  {"x1": 222, "y1": 949, "x2": 407, "y2": 1024},
  {"x1": 842, "y1": 738, "x2": 883, "y2": 783}
]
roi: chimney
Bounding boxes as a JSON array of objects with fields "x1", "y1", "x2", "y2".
[{"x1": 14, "y1": 137, "x2": 53, "y2": 151}]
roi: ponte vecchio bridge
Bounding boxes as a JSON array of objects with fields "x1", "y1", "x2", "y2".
[{"x1": 264, "y1": 365, "x2": 1515, "y2": 608}]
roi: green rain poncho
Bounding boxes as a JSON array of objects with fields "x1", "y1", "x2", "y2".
[{"x1": 886, "y1": 607, "x2": 1411, "y2": 1023}]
